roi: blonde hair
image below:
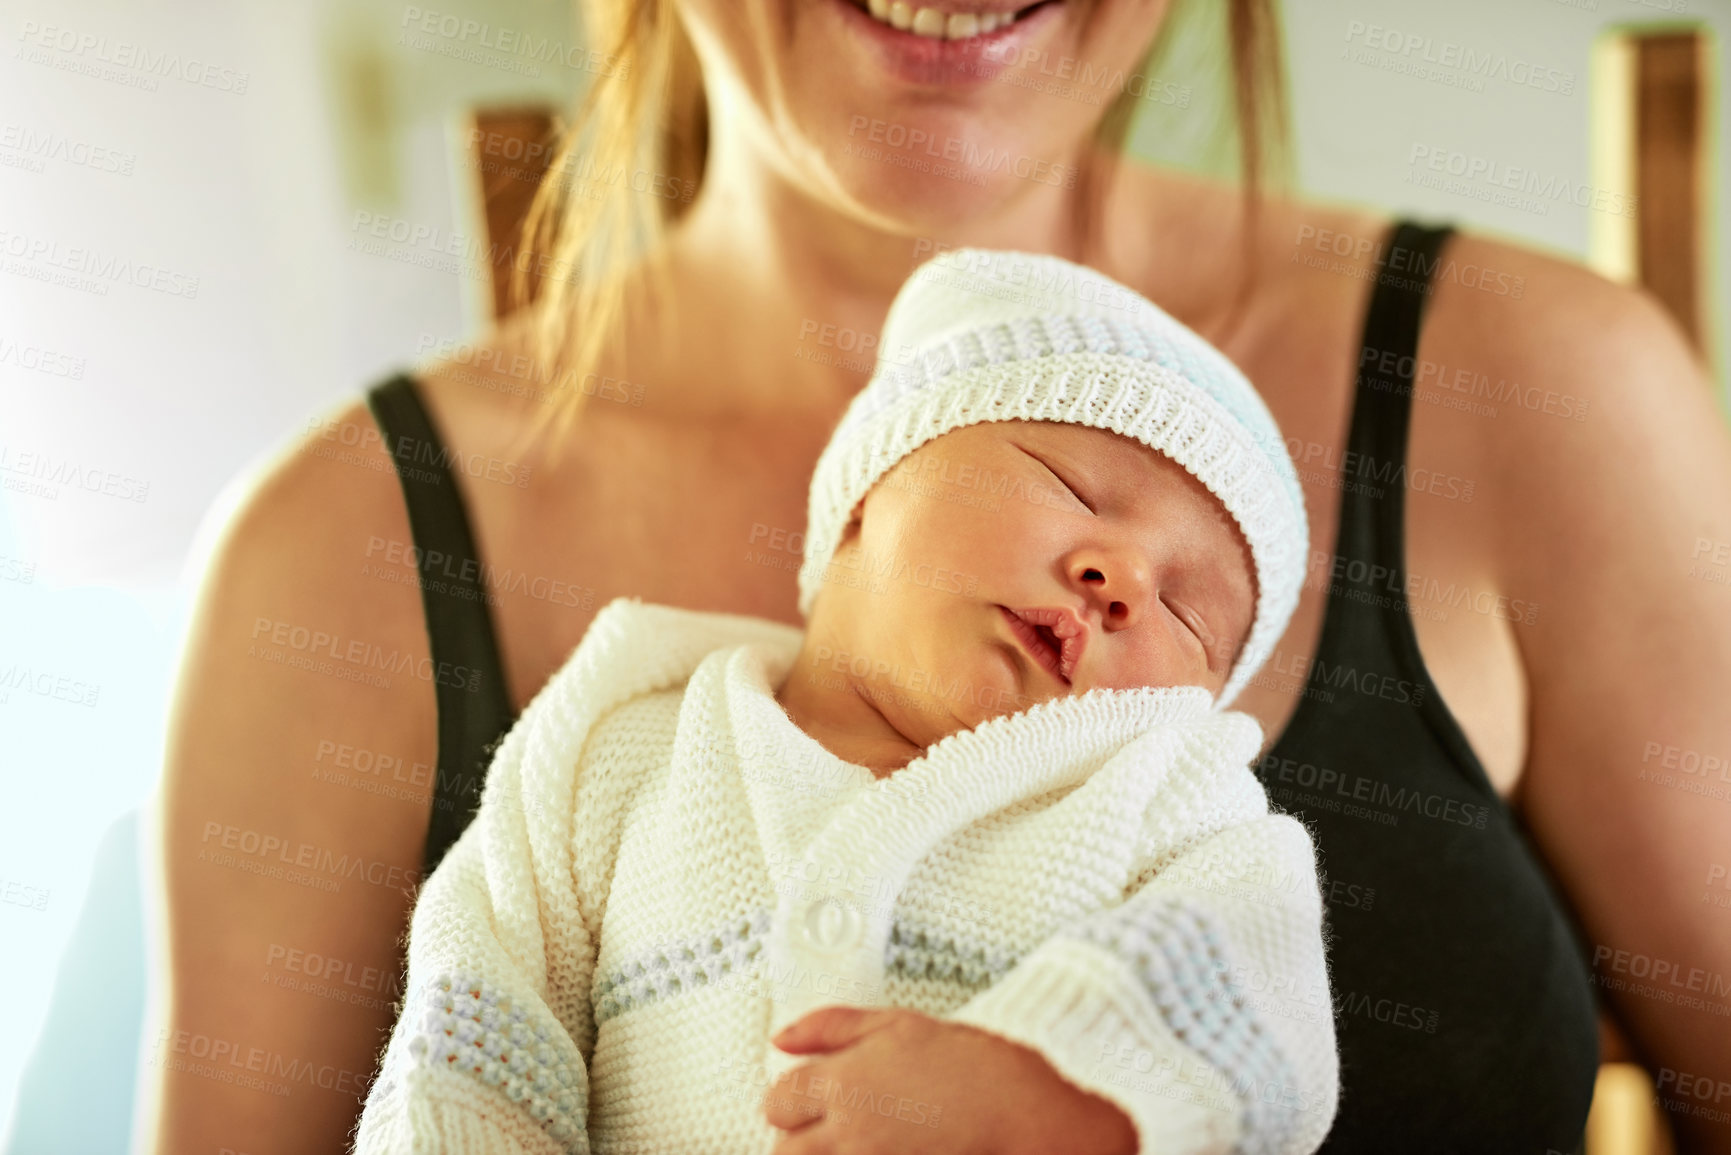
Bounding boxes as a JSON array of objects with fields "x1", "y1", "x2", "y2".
[{"x1": 513, "y1": 0, "x2": 1289, "y2": 459}]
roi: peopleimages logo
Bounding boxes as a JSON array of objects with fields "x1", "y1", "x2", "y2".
[
  {"x1": 248, "y1": 615, "x2": 482, "y2": 693},
  {"x1": 0, "y1": 442, "x2": 149, "y2": 502},
  {"x1": 15, "y1": 20, "x2": 251, "y2": 93},
  {"x1": 1407, "y1": 144, "x2": 1636, "y2": 219},
  {"x1": 398, "y1": 6, "x2": 629, "y2": 77},
  {"x1": 198, "y1": 821, "x2": 421, "y2": 894},
  {"x1": 152, "y1": 1029, "x2": 371, "y2": 1103},
  {"x1": 844, "y1": 117, "x2": 1078, "y2": 188},
  {"x1": 0, "y1": 228, "x2": 200, "y2": 299},
  {"x1": 0, "y1": 123, "x2": 136, "y2": 175},
  {"x1": 0, "y1": 334, "x2": 86, "y2": 379},
  {"x1": 0, "y1": 663, "x2": 101, "y2": 707},
  {"x1": 1342, "y1": 21, "x2": 1575, "y2": 95}
]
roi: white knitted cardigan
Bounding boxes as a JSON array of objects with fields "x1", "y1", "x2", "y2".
[{"x1": 353, "y1": 600, "x2": 1338, "y2": 1155}]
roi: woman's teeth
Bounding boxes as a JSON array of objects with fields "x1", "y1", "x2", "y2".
[{"x1": 864, "y1": 0, "x2": 1017, "y2": 39}]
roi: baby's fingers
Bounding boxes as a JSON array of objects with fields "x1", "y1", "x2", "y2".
[
  {"x1": 762, "y1": 1063, "x2": 835, "y2": 1134},
  {"x1": 772, "y1": 1004, "x2": 898, "y2": 1055},
  {"x1": 768, "y1": 1122, "x2": 837, "y2": 1155}
]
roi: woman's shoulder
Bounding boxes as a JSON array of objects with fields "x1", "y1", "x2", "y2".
[
  {"x1": 191, "y1": 387, "x2": 428, "y2": 640},
  {"x1": 1235, "y1": 186, "x2": 1720, "y2": 577},
  {"x1": 1249, "y1": 188, "x2": 1728, "y2": 695},
  {"x1": 1398, "y1": 220, "x2": 1714, "y2": 500},
  {"x1": 1416, "y1": 226, "x2": 1699, "y2": 401},
  {"x1": 167, "y1": 384, "x2": 438, "y2": 822},
  {"x1": 1242, "y1": 185, "x2": 1698, "y2": 411},
  {"x1": 1104, "y1": 152, "x2": 1684, "y2": 369},
  {"x1": 1414, "y1": 225, "x2": 1724, "y2": 616}
]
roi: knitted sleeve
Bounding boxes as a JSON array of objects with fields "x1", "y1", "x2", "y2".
[
  {"x1": 351, "y1": 820, "x2": 591, "y2": 1154},
  {"x1": 353, "y1": 717, "x2": 599, "y2": 1154},
  {"x1": 945, "y1": 721, "x2": 1338, "y2": 1155}
]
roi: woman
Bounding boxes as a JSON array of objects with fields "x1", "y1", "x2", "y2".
[{"x1": 150, "y1": 0, "x2": 1731, "y2": 1151}]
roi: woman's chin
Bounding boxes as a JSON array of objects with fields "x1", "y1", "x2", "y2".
[
  {"x1": 846, "y1": 174, "x2": 993, "y2": 234},
  {"x1": 817, "y1": 151, "x2": 1047, "y2": 240}
]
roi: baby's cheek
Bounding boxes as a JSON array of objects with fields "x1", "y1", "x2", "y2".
[
  {"x1": 1107, "y1": 633, "x2": 1200, "y2": 692},
  {"x1": 943, "y1": 506, "x2": 1045, "y2": 579}
]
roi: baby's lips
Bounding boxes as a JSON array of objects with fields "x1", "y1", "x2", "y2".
[
  {"x1": 1005, "y1": 605, "x2": 1090, "y2": 682},
  {"x1": 1058, "y1": 629, "x2": 1086, "y2": 682}
]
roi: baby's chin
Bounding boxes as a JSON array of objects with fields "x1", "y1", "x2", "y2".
[
  {"x1": 927, "y1": 680, "x2": 1069, "y2": 735},
  {"x1": 860, "y1": 682, "x2": 1010, "y2": 744}
]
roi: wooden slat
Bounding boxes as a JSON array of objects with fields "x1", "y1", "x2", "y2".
[
  {"x1": 465, "y1": 107, "x2": 559, "y2": 320},
  {"x1": 1587, "y1": 1062, "x2": 1678, "y2": 1155},
  {"x1": 1634, "y1": 32, "x2": 1705, "y2": 351}
]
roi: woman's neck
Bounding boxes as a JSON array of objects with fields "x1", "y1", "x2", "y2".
[
  {"x1": 628, "y1": 119, "x2": 1102, "y2": 414},
  {"x1": 678, "y1": 107, "x2": 1100, "y2": 303},
  {"x1": 661, "y1": 150, "x2": 1256, "y2": 377}
]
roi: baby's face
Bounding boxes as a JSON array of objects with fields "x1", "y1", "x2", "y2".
[{"x1": 806, "y1": 421, "x2": 1256, "y2": 744}]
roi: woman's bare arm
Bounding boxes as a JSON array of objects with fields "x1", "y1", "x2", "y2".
[
  {"x1": 1445, "y1": 240, "x2": 1731, "y2": 1153},
  {"x1": 145, "y1": 398, "x2": 441, "y2": 1153}
]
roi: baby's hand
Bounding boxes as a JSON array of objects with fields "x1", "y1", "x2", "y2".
[{"x1": 763, "y1": 1005, "x2": 1137, "y2": 1155}]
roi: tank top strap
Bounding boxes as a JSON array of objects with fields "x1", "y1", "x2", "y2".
[
  {"x1": 1305, "y1": 219, "x2": 1505, "y2": 794},
  {"x1": 1338, "y1": 219, "x2": 1458, "y2": 589},
  {"x1": 365, "y1": 373, "x2": 517, "y2": 876}
]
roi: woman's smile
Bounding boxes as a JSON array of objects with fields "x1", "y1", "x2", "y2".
[
  {"x1": 861, "y1": 0, "x2": 1035, "y2": 39},
  {"x1": 824, "y1": 0, "x2": 1069, "y2": 86}
]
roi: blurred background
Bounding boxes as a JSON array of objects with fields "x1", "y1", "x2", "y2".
[{"x1": 1, "y1": 0, "x2": 1725, "y2": 1150}]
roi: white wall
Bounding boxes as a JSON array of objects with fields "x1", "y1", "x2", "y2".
[
  {"x1": 0, "y1": 0, "x2": 581, "y2": 1140},
  {"x1": 1, "y1": 0, "x2": 1726, "y2": 1144},
  {"x1": 1278, "y1": 0, "x2": 1729, "y2": 384}
]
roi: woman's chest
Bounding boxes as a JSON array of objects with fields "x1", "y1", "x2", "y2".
[{"x1": 474, "y1": 414, "x2": 823, "y2": 709}]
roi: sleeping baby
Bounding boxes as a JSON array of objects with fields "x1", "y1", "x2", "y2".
[{"x1": 354, "y1": 247, "x2": 1339, "y2": 1155}]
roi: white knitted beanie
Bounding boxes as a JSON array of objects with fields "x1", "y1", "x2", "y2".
[{"x1": 798, "y1": 248, "x2": 1306, "y2": 710}]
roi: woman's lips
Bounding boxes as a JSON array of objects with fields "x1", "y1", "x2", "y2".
[
  {"x1": 997, "y1": 605, "x2": 1088, "y2": 684},
  {"x1": 825, "y1": 0, "x2": 1066, "y2": 87}
]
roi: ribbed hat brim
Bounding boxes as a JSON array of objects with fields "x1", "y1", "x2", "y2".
[{"x1": 798, "y1": 351, "x2": 1305, "y2": 709}]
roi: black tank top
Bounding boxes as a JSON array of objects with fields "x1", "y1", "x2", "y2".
[{"x1": 365, "y1": 219, "x2": 1600, "y2": 1152}]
